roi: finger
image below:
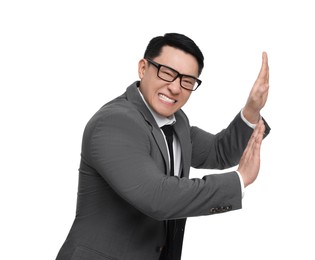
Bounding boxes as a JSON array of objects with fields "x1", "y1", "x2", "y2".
[
  {"x1": 257, "y1": 52, "x2": 269, "y2": 81},
  {"x1": 253, "y1": 119, "x2": 264, "y2": 138},
  {"x1": 262, "y1": 52, "x2": 268, "y2": 66},
  {"x1": 258, "y1": 119, "x2": 266, "y2": 137},
  {"x1": 253, "y1": 120, "x2": 265, "y2": 154},
  {"x1": 248, "y1": 120, "x2": 265, "y2": 151},
  {"x1": 243, "y1": 122, "x2": 261, "y2": 159},
  {"x1": 265, "y1": 52, "x2": 270, "y2": 83},
  {"x1": 264, "y1": 52, "x2": 270, "y2": 84},
  {"x1": 254, "y1": 120, "x2": 265, "y2": 140}
]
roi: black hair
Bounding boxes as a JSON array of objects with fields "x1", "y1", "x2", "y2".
[{"x1": 143, "y1": 33, "x2": 204, "y2": 76}]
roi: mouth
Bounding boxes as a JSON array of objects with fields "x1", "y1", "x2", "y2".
[{"x1": 158, "y1": 94, "x2": 177, "y2": 104}]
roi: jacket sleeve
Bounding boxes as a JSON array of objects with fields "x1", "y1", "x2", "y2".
[
  {"x1": 82, "y1": 109, "x2": 243, "y2": 221},
  {"x1": 191, "y1": 112, "x2": 255, "y2": 170}
]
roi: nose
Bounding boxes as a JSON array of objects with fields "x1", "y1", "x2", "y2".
[{"x1": 168, "y1": 77, "x2": 182, "y2": 94}]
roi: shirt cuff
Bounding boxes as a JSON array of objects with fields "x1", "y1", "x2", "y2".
[{"x1": 235, "y1": 170, "x2": 245, "y2": 198}]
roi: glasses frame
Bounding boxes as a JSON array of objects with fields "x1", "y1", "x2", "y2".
[{"x1": 145, "y1": 59, "x2": 202, "y2": 91}]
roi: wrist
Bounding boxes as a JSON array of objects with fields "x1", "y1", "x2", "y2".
[{"x1": 242, "y1": 106, "x2": 260, "y2": 124}]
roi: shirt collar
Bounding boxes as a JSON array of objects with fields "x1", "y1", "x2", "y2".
[{"x1": 137, "y1": 88, "x2": 176, "y2": 128}]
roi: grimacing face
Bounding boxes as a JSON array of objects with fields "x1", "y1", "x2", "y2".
[{"x1": 138, "y1": 46, "x2": 199, "y2": 118}]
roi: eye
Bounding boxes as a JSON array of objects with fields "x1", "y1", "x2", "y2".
[
  {"x1": 182, "y1": 77, "x2": 195, "y2": 85},
  {"x1": 160, "y1": 67, "x2": 177, "y2": 79}
]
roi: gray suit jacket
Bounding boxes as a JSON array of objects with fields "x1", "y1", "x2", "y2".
[{"x1": 56, "y1": 81, "x2": 270, "y2": 260}]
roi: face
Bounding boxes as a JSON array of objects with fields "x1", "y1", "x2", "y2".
[{"x1": 138, "y1": 46, "x2": 199, "y2": 118}]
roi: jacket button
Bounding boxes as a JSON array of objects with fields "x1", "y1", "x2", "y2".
[{"x1": 210, "y1": 208, "x2": 217, "y2": 213}]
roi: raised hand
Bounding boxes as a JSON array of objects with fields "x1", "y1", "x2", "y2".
[
  {"x1": 237, "y1": 119, "x2": 265, "y2": 187},
  {"x1": 243, "y1": 52, "x2": 269, "y2": 124}
]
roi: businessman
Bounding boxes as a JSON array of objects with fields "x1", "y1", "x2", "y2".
[{"x1": 56, "y1": 32, "x2": 270, "y2": 260}]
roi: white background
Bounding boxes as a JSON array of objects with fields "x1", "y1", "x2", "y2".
[{"x1": 1, "y1": 0, "x2": 314, "y2": 259}]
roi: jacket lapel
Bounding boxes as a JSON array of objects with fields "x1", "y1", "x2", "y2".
[
  {"x1": 126, "y1": 82, "x2": 170, "y2": 174},
  {"x1": 173, "y1": 111, "x2": 191, "y2": 178}
]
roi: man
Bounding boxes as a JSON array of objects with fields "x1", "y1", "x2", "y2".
[{"x1": 56, "y1": 33, "x2": 270, "y2": 260}]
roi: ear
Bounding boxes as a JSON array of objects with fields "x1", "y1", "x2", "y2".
[{"x1": 138, "y1": 59, "x2": 146, "y2": 79}]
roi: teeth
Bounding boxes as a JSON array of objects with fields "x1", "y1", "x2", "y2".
[{"x1": 159, "y1": 94, "x2": 175, "y2": 103}]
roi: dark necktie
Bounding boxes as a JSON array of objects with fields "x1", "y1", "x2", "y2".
[
  {"x1": 160, "y1": 124, "x2": 176, "y2": 259},
  {"x1": 161, "y1": 125, "x2": 174, "y2": 176}
]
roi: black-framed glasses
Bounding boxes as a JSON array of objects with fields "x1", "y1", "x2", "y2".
[{"x1": 146, "y1": 59, "x2": 202, "y2": 91}]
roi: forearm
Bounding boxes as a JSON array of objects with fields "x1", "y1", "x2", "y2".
[{"x1": 191, "y1": 112, "x2": 253, "y2": 169}]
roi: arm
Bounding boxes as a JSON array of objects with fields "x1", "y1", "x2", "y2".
[
  {"x1": 82, "y1": 110, "x2": 242, "y2": 220},
  {"x1": 192, "y1": 52, "x2": 270, "y2": 187},
  {"x1": 190, "y1": 112, "x2": 254, "y2": 170},
  {"x1": 238, "y1": 52, "x2": 271, "y2": 187}
]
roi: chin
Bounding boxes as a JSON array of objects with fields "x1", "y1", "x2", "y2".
[
  {"x1": 154, "y1": 104, "x2": 178, "y2": 117},
  {"x1": 162, "y1": 110, "x2": 177, "y2": 118}
]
